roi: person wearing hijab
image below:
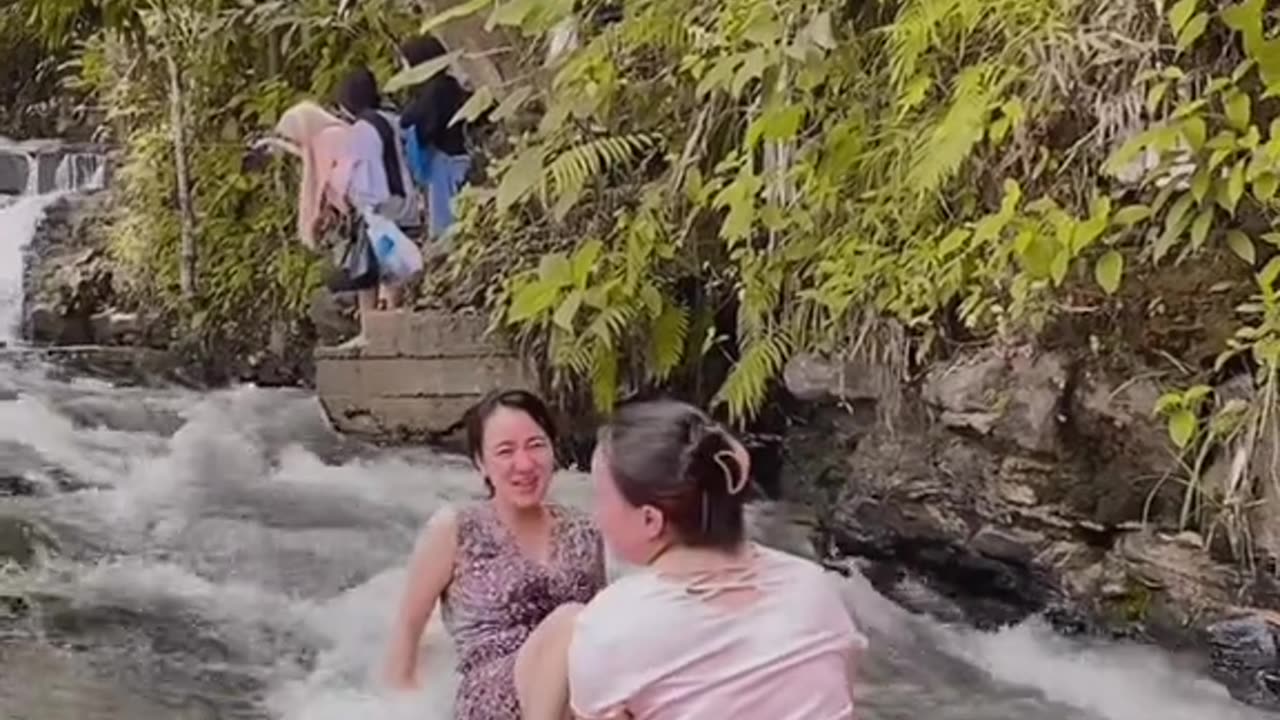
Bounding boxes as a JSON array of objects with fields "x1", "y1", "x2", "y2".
[{"x1": 268, "y1": 99, "x2": 386, "y2": 348}]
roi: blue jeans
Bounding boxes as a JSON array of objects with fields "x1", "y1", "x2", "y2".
[
  {"x1": 426, "y1": 148, "x2": 471, "y2": 239},
  {"x1": 406, "y1": 131, "x2": 471, "y2": 239}
]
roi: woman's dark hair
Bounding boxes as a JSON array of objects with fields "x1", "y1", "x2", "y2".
[
  {"x1": 464, "y1": 389, "x2": 558, "y2": 496},
  {"x1": 335, "y1": 66, "x2": 380, "y2": 114},
  {"x1": 399, "y1": 34, "x2": 447, "y2": 66},
  {"x1": 598, "y1": 400, "x2": 748, "y2": 550}
]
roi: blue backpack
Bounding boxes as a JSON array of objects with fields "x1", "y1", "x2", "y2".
[{"x1": 404, "y1": 129, "x2": 435, "y2": 189}]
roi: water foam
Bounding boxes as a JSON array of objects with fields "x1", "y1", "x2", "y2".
[{"x1": 0, "y1": 370, "x2": 1273, "y2": 719}]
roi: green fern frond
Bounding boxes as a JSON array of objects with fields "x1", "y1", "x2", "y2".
[
  {"x1": 649, "y1": 301, "x2": 690, "y2": 380},
  {"x1": 621, "y1": 2, "x2": 693, "y2": 54},
  {"x1": 590, "y1": 340, "x2": 620, "y2": 414},
  {"x1": 622, "y1": 206, "x2": 664, "y2": 288},
  {"x1": 589, "y1": 303, "x2": 639, "y2": 348},
  {"x1": 737, "y1": 256, "x2": 784, "y2": 341},
  {"x1": 545, "y1": 133, "x2": 659, "y2": 201},
  {"x1": 714, "y1": 330, "x2": 792, "y2": 423},
  {"x1": 551, "y1": 327, "x2": 594, "y2": 376},
  {"x1": 908, "y1": 62, "x2": 1004, "y2": 195},
  {"x1": 888, "y1": 0, "x2": 965, "y2": 88}
]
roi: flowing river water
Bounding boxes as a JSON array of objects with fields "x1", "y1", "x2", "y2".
[{"x1": 0, "y1": 193, "x2": 1273, "y2": 720}]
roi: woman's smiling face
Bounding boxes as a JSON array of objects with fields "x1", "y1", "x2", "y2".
[{"x1": 476, "y1": 406, "x2": 556, "y2": 509}]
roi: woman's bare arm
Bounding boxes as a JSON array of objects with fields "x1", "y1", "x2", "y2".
[
  {"x1": 249, "y1": 136, "x2": 302, "y2": 157},
  {"x1": 384, "y1": 506, "x2": 459, "y2": 690}
]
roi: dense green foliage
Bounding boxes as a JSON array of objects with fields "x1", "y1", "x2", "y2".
[
  {"x1": 437, "y1": 0, "x2": 1161, "y2": 418},
  {"x1": 431, "y1": 0, "x2": 1280, "y2": 556},
  {"x1": 11, "y1": 0, "x2": 421, "y2": 365}
]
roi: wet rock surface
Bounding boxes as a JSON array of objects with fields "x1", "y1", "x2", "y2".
[{"x1": 784, "y1": 344, "x2": 1280, "y2": 711}]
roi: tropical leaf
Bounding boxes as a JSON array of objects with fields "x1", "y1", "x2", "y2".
[
  {"x1": 714, "y1": 331, "x2": 792, "y2": 423},
  {"x1": 649, "y1": 301, "x2": 690, "y2": 381}
]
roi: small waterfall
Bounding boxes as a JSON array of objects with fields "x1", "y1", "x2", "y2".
[
  {"x1": 0, "y1": 138, "x2": 110, "y2": 344},
  {"x1": 54, "y1": 152, "x2": 107, "y2": 192},
  {"x1": 0, "y1": 138, "x2": 108, "y2": 195},
  {"x1": 0, "y1": 193, "x2": 63, "y2": 343},
  {"x1": 24, "y1": 152, "x2": 40, "y2": 195}
]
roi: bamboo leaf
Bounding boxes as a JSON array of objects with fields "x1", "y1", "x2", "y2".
[
  {"x1": 571, "y1": 239, "x2": 603, "y2": 286},
  {"x1": 1168, "y1": 0, "x2": 1198, "y2": 36},
  {"x1": 496, "y1": 145, "x2": 546, "y2": 211},
  {"x1": 1095, "y1": 250, "x2": 1123, "y2": 294},
  {"x1": 385, "y1": 50, "x2": 461, "y2": 93},
  {"x1": 1255, "y1": 174, "x2": 1279, "y2": 203},
  {"x1": 538, "y1": 252, "x2": 573, "y2": 287},
  {"x1": 1192, "y1": 168, "x2": 1211, "y2": 203},
  {"x1": 1176, "y1": 12, "x2": 1209, "y2": 53},
  {"x1": 1189, "y1": 206, "x2": 1214, "y2": 249},
  {"x1": 451, "y1": 85, "x2": 496, "y2": 126},
  {"x1": 1224, "y1": 160, "x2": 1247, "y2": 214},
  {"x1": 493, "y1": 85, "x2": 534, "y2": 122},
  {"x1": 1227, "y1": 230, "x2": 1256, "y2": 264},
  {"x1": 1147, "y1": 81, "x2": 1169, "y2": 114},
  {"x1": 1226, "y1": 92, "x2": 1252, "y2": 132},
  {"x1": 508, "y1": 279, "x2": 559, "y2": 322},
  {"x1": 1262, "y1": 258, "x2": 1280, "y2": 292},
  {"x1": 1168, "y1": 408, "x2": 1197, "y2": 449},
  {"x1": 420, "y1": 0, "x2": 489, "y2": 35},
  {"x1": 1181, "y1": 117, "x2": 1207, "y2": 150},
  {"x1": 1112, "y1": 205, "x2": 1152, "y2": 227},
  {"x1": 489, "y1": 0, "x2": 539, "y2": 28},
  {"x1": 806, "y1": 11, "x2": 835, "y2": 51},
  {"x1": 1050, "y1": 248, "x2": 1070, "y2": 285},
  {"x1": 552, "y1": 289, "x2": 583, "y2": 330}
]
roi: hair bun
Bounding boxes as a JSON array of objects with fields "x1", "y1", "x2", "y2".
[{"x1": 687, "y1": 424, "x2": 748, "y2": 498}]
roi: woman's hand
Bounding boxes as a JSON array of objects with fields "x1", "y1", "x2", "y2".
[{"x1": 384, "y1": 666, "x2": 422, "y2": 693}]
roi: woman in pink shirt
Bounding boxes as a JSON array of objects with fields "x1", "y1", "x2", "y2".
[{"x1": 567, "y1": 399, "x2": 866, "y2": 720}]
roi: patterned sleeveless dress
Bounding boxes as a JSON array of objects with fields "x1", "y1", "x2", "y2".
[{"x1": 441, "y1": 502, "x2": 606, "y2": 719}]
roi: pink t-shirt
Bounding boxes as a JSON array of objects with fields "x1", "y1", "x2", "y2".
[{"x1": 568, "y1": 544, "x2": 866, "y2": 720}]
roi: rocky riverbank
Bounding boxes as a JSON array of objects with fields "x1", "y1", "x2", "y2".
[
  {"x1": 781, "y1": 347, "x2": 1280, "y2": 711},
  {"x1": 14, "y1": 189, "x2": 339, "y2": 388}
]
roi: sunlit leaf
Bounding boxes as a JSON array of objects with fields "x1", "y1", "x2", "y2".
[
  {"x1": 420, "y1": 0, "x2": 489, "y2": 35},
  {"x1": 385, "y1": 50, "x2": 461, "y2": 93},
  {"x1": 1168, "y1": 408, "x2": 1197, "y2": 448},
  {"x1": 1095, "y1": 250, "x2": 1123, "y2": 294},
  {"x1": 1227, "y1": 230, "x2": 1256, "y2": 264},
  {"x1": 496, "y1": 145, "x2": 546, "y2": 211}
]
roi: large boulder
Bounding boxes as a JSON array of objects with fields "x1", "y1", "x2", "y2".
[
  {"x1": 922, "y1": 346, "x2": 1068, "y2": 456},
  {"x1": 0, "y1": 150, "x2": 29, "y2": 193}
]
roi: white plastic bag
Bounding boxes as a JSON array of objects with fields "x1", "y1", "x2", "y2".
[{"x1": 363, "y1": 209, "x2": 423, "y2": 284}]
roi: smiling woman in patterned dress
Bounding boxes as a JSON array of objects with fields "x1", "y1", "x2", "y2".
[{"x1": 383, "y1": 389, "x2": 606, "y2": 720}]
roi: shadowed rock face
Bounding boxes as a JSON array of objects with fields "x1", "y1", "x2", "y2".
[{"x1": 1209, "y1": 614, "x2": 1280, "y2": 711}]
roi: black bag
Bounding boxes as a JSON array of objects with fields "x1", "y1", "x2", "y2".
[{"x1": 326, "y1": 222, "x2": 380, "y2": 292}]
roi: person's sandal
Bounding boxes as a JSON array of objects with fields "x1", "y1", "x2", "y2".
[{"x1": 334, "y1": 334, "x2": 368, "y2": 351}]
